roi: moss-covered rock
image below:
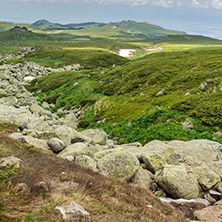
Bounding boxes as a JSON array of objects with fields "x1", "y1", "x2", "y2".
[
  {"x1": 155, "y1": 165, "x2": 200, "y2": 199},
  {"x1": 183, "y1": 156, "x2": 220, "y2": 191},
  {"x1": 75, "y1": 155, "x2": 97, "y2": 170},
  {"x1": 94, "y1": 147, "x2": 125, "y2": 160},
  {"x1": 54, "y1": 125, "x2": 92, "y2": 147},
  {"x1": 208, "y1": 161, "x2": 222, "y2": 180},
  {"x1": 80, "y1": 128, "x2": 108, "y2": 145},
  {"x1": 58, "y1": 143, "x2": 88, "y2": 158},
  {"x1": 97, "y1": 150, "x2": 140, "y2": 181},
  {"x1": 132, "y1": 167, "x2": 154, "y2": 190},
  {"x1": 142, "y1": 153, "x2": 166, "y2": 173}
]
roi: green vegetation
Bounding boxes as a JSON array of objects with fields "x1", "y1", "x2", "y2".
[
  {"x1": 88, "y1": 108, "x2": 221, "y2": 145},
  {"x1": 22, "y1": 48, "x2": 128, "y2": 68},
  {"x1": 29, "y1": 70, "x2": 104, "y2": 110}
]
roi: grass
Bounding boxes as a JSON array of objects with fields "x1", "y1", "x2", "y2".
[
  {"x1": 24, "y1": 46, "x2": 222, "y2": 143},
  {"x1": 0, "y1": 133, "x2": 188, "y2": 222},
  {"x1": 22, "y1": 48, "x2": 128, "y2": 69}
]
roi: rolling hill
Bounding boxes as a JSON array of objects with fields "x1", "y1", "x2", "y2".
[{"x1": 32, "y1": 19, "x2": 185, "y2": 38}]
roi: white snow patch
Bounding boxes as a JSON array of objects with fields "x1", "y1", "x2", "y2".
[
  {"x1": 118, "y1": 49, "x2": 137, "y2": 57},
  {"x1": 24, "y1": 76, "x2": 35, "y2": 81}
]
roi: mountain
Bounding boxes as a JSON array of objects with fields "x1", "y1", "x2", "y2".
[
  {"x1": 32, "y1": 19, "x2": 185, "y2": 38},
  {"x1": 106, "y1": 20, "x2": 185, "y2": 38},
  {"x1": 32, "y1": 19, "x2": 105, "y2": 30}
]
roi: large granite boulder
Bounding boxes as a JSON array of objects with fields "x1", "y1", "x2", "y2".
[
  {"x1": 80, "y1": 129, "x2": 108, "y2": 145},
  {"x1": 58, "y1": 143, "x2": 88, "y2": 158},
  {"x1": 155, "y1": 165, "x2": 200, "y2": 199},
  {"x1": 97, "y1": 150, "x2": 140, "y2": 181},
  {"x1": 54, "y1": 125, "x2": 92, "y2": 147},
  {"x1": 183, "y1": 156, "x2": 220, "y2": 191},
  {"x1": 75, "y1": 155, "x2": 97, "y2": 170},
  {"x1": 132, "y1": 167, "x2": 153, "y2": 190}
]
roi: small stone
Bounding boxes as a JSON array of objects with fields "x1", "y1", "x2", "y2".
[{"x1": 55, "y1": 201, "x2": 91, "y2": 222}]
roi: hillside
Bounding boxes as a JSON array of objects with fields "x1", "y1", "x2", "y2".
[
  {"x1": 107, "y1": 20, "x2": 185, "y2": 38},
  {"x1": 1, "y1": 18, "x2": 222, "y2": 222}
]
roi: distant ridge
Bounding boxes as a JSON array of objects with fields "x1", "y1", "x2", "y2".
[
  {"x1": 32, "y1": 19, "x2": 185, "y2": 38},
  {"x1": 32, "y1": 19, "x2": 105, "y2": 30}
]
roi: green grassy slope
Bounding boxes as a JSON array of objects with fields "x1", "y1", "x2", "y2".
[
  {"x1": 26, "y1": 47, "x2": 222, "y2": 144},
  {"x1": 94, "y1": 48, "x2": 222, "y2": 123},
  {"x1": 149, "y1": 35, "x2": 222, "y2": 45},
  {"x1": 22, "y1": 48, "x2": 128, "y2": 68}
]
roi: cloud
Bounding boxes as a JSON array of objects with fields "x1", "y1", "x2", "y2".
[{"x1": 3, "y1": 0, "x2": 222, "y2": 9}]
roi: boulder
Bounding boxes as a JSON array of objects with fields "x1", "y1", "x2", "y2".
[
  {"x1": 132, "y1": 167, "x2": 153, "y2": 190},
  {"x1": 63, "y1": 113, "x2": 78, "y2": 129},
  {"x1": 194, "y1": 205, "x2": 222, "y2": 222},
  {"x1": 75, "y1": 155, "x2": 97, "y2": 170},
  {"x1": 22, "y1": 136, "x2": 50, "y2": 151},
  {"x1": 0, "y1": 96, "x2": 18, "y2": 106},
  {"x1": 155, "y1": 165, "x2": 200, "y2": 199},
  {"x1": 54, "y1": 125, "x2": 92, "y2": 147},
  {"x1": 183, "y1": 156, "x2": 220, "y2": 191},
  {"x1": 55, "y1": 201, "x2": 91, "y2": 222},
  {"x1": 47, "y1": 138, "x2": 65, "y2": 153},
  {"x1": 58, "y1": 143, "x2": 88, "y2": 158},
  {"x1": 209, "y1": 160, "x2": 222, "y2": 179},
  {"x1": 142, "y1": 153, "x2": 166, "y2": 173},
  {"x1": 0, "y1": 156, "x2": 22, "y2": 168},
  {"x1": 80, "y1": 129, "x2": 108, "y2": 145},
  {"x1": 97, "y1": 150, "x2": 140, "y2": 181},
  {"x1": 94, "y1": 147, "x2": 125, "y2": 160}
]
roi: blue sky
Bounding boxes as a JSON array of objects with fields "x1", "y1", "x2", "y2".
[{"x1": 1, "y1": 0, "x2": 222, "y2": 39}]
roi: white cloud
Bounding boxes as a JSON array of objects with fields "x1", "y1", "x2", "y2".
[{"x1": 3, "y1": 0, "x2": 222, "y2": 9}]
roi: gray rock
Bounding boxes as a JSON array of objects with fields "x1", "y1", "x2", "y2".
[
  {"x1": 155, "y1": 165, "x2": 200, "y2": 199},
  {"x1": 159, "y1": 197, "x2": 211, "y2": 207},
  {"x1": 58, "y1": 143, "x2": 88, "y2": 158},
  {"x1": 94, "y1": 147, "x2": 125, "y2": 160},
  {"x1": 194, "y1": 205, "x2": 222, "y2": 222},
  {"x1": 97, "y1": 150, "x2": 140, "y2": 181},
  {"x1": 132, "y1": 167, "x2": 153, "y2": 190},
  {"x1": 64, "y1": 113, "x2": 78, "y2": 129},
  {"x1": 0, "y1": 156, "x2": 22, "y2": 168},
  {"x1": 47, "y1": 138, "x2": 65, "y2": 153},
  {"x1": 182, "y1": 120, "x2": 194, "y2": 130},
  {"x1": 75, "y1": 155, "x2": 97, "y2": 169},
  {"x1": 22, "y1": 136, "x2": 50, "y2": 151},
  {"x1": 80, "y1": 128, "x2": 108, "y2": 145},
  {"x1": 55, "y1": 201, "x2": 91, "y2": 222}
]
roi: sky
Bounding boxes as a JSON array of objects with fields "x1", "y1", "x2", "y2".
[{"x1": 0, "y1": 0, "x2": 222, "y2": 39}]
